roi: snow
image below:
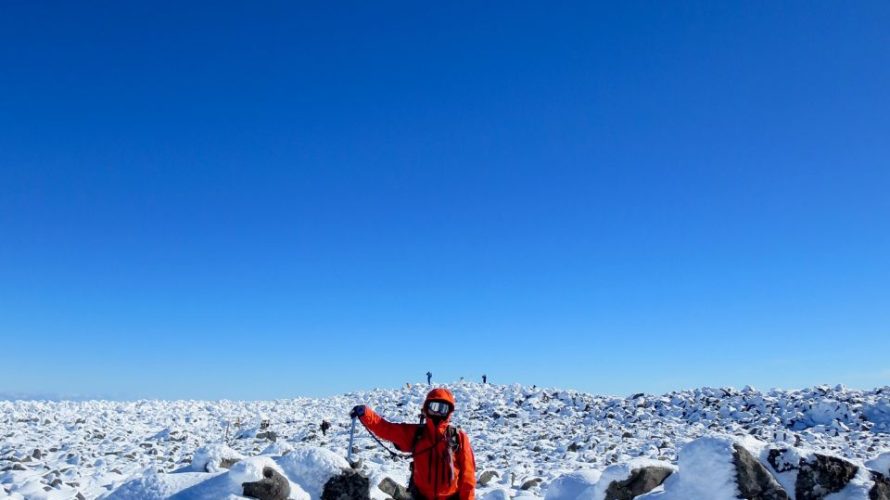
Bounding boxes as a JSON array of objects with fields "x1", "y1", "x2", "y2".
[
  {"x1": 274, "y1": 447, "x2": 350, "y2": 499},
  {"x1": 104, "y1": 469, "x2": 223, "y2": 499},
  {"x1": 543, "y1": 470, "x2": 601, "y2": 500},
  {"x1": 2, "y1": 382, "x2": 889, "y2": 499},
  {"x1": 481, "y1": 489, "x2": 511, "y2": 500},
  {"x1": 637, "y1": 437, "x2": 738, "y2": 500},
  {"x1": 866, "y1": 451, "x2": 890, "y2": 476},
  {"x1": 863, "y1": 397, "x2": 890, "y2": 433},
  {"x1": 188, "y1": 443, "x2": 244, "y2": 473}
]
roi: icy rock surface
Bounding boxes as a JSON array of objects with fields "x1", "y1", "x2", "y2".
[{"x1": 2, "y1": 382, "x2": 890, "y2": 499}]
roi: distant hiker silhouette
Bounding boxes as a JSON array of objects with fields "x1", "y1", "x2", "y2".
[
  {"x1": 482, "y1": 374, "x2": 487, "y2": 384},
  {"x1": 350, "y1": 388, "x2": 476, "y2": 499},
  {"x1": 320, "y1": 420, "x2": 330, "y2": 436},
  {"x1": 426, "y1": 371, "x2": 432, "y2": 386}
]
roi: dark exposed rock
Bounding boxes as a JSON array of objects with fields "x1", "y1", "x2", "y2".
[
  {"x1": 767, "y1": 449, "x2": 799, "y2": 473},
  {"x1": 219, "y1": 458, "x2": 241, "y2": 470},
  {"x1": 520, "y1": 478, "x2": 542, "y2": 490},
  {"x1": 733, "y1": 444, "x2": 789, "y2": 500},
  {"x1": 796, "y1": 454, "x2": 858, "y2": 500},
  {"x1": 378, "y1": 477, "x2": 410, "y2": 500},
  {"x1": 242, "y1": 466, "x2": 290, "y2": 500},
  {"x1": 871, "y1": 472, "x2": 890, "y2": 500},
  {"x1": 32, "y1": 449, "x2": 42, "y2": 459},
  {"x1": 478, "y1": 470, "x2": 500, "y2": 487},
  {"x1": 604, "y1": 465, "x2": 674, "y2": 500},
  {"x1": 256, "y1": 431, "x2": 278, "y2": 442},
  {"x1": 321, "y1": 470, "x2": 370, "y2": 500}
]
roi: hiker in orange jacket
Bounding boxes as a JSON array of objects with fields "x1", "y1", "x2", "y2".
[{"x1": 350, "y1": 387, "x2": 476, "y2": 500}]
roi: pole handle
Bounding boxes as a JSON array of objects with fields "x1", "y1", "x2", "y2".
[{"x1": 346, "y1": 416, "x2": 357, "y2": 464}]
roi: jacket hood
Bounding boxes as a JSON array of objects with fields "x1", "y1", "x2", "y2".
[
  {"x1": 423, "y1": 387, "x2": 456, "y2": 424},
  {"x1": 424, "y1": 387, "x2": 456, "y2": 406}
]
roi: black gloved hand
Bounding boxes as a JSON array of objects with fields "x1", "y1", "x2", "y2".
[{"x1": 350, "y1": 405, "x2": 366, "y2": 419}]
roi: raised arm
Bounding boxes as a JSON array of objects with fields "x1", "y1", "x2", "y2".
[{"x1": 355, "y1": 406, "x2": 416, "y2": 452}]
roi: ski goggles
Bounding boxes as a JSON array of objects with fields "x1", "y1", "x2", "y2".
[{"x1": 426, "y1": 400, "x2": 453, "y2": 417}]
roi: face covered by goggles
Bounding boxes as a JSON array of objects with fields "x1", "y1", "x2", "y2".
[{"x1": 426, "y1": 400, "x2": 453, "y2": 418}]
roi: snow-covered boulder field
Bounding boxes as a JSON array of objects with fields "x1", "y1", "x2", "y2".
[{"x1": 2, "y1": 382, "x2": 890, "y2": 499}]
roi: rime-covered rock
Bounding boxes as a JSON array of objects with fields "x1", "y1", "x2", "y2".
[
  {"x1": 795, "y1": 454, "x2": 859, "y2": 500},
  {"x1": 321, "y1": 470, "x2": 370, "y2": 500},
  {"x1": 732, "y1": 443, "x2": 789, "y2": 500},
  {"x1": 242, "y1": 466, "x2": 290, "y2": 500}
]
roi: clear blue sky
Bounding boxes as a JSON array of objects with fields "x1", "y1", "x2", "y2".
[{"x1": 2, "y1": 1, "x2": 888, "y2": 400}]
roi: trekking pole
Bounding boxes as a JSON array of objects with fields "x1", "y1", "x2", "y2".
[{"x1": 347, "y1": 416, "x2": 357, "y2": 464}]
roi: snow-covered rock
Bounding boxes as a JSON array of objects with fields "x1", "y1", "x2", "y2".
[
  {"x1": 188, "y1": 442, "x2": 245, "y2": 472},
  {"x1": 638, "y1": 436, "x2": 739, "y2": 500},
  {"x1": 543, "y1": 470, "x2": 601, "y2": 500},
  {"x1": 3, "y1": 382, "x2": 890, "y2": 499},
  {"x1": 585, "y1": 459, "x2": 675, "y2": 500},
  {"x1": 274, "y1": 446, "x2": 351, "y2": 499}
]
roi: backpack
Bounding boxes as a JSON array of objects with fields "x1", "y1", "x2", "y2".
[
  {"x1": 410, "y1": 422, "x2": 462, "y2": 456},
  {"x1": 406, "y1": 420, "x2": 464, "y2": 497}
]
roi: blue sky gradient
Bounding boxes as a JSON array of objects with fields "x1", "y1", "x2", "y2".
[{"x1": 2, "y1": 1, "x2": 889, "y2": 399}]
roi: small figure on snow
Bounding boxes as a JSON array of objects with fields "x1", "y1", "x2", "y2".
[
  {"x1": 482, "y1": 374, "x2": 487, "y2": 384},
  {"x1": 350, "y1": 388, "x2": 476, "y2": 499},
  {"x1": 320, "y1": 419, "x2": 330, "y2": 436},
  {"x1": 426, "y1": 371, "x2": 432, "y2": 386}
]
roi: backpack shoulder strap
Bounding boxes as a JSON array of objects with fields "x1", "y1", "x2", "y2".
[
  {"x1": 446, "y1": 425, "x2": 462, "y2": 453},
  {"x1": 410, "y1": 424, "x2": 425, "y2": 455}
]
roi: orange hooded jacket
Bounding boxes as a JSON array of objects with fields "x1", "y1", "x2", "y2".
[{"x1": 359, "y1": 388, "x2": 476, "y2": 500}]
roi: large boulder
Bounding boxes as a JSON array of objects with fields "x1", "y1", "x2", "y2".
[
  {"x1": 733, "y1": 444, "x2": 789, "y2": 500},
  {"x1": 587, "y1": 459, "x2": 675, "y2": 500},
  {"x1": 378, "y1": 477, "x2": 410, "y2": 500},
  {"x1": 276, "y1": 446, "x2": 352, "y2": 499},
  {"x1": 478, "y1": 470, "x2": 501, "y2": 487},
  {"x1": 604, "y1": 465, "x2": 674, "y2": 500},
  {"x1": 242, "y1": 466, "x2": 290, "y2": 500},
  {"x1": 636, "y1": 437, "x2": 739, "y2": 500},
  {"x1": 871, "y1": 472, "x2": 890, "y2": 500},
  {"x1": 795, "y1": 454, "x2": 859, "y2": 500},
  {"x1": 321, "y1": 470, "x2": 370, "y2": 500},
  {"x1": 520, "y1": 477, "x2": 543, "y2": 491}
]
